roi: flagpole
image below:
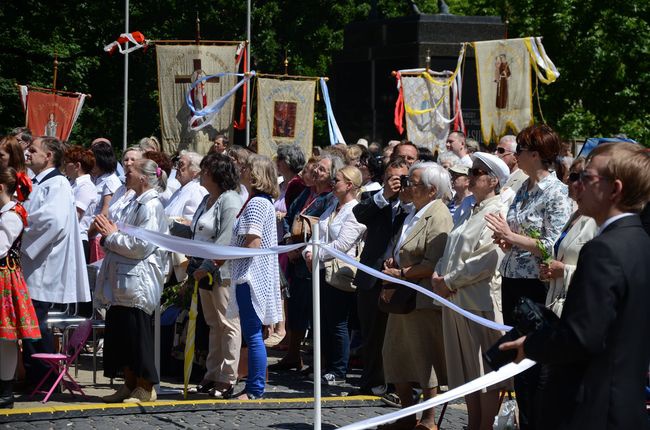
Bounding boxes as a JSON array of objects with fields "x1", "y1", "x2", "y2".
[
  {"x1": 245, "y1": 0, "x2": 251, "y2": 147},
  {"x1": 123, "y1": 0, "x2": 129, "y2": 151}
]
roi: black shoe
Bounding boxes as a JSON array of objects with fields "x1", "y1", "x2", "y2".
[
  {"x1": 0, "y1": 380, "x2": 14, "y2": 409},
  {"x1": 188, "y1": 380, "x2": 216, "y2": 394},
  {"x1": 208, "y1": 384, "x2": 234, "y2": 399}
]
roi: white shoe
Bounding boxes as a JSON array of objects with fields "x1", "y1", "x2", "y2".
[
  {"x1": 123, "y1": 386, "x2": 157, "y2": 403},
  {"x1": 102, "y1": 384, "x2": 132, "y2": 403}
]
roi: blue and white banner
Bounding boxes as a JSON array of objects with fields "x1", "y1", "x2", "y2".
[{"x1": 186, "y1": 72, "x2": 254, "y2": 132}]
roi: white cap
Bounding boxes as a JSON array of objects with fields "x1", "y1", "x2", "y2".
[
  {"x1": 472, "y1": 152, "x2": 510, "y2": 187},
  {"x1": 356, "y1": 138, "x2": 369, "y2": 148}
]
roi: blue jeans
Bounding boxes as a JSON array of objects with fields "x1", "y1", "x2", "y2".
[
  {"x1": 236, "y1": 283, "x2": 266, "y2": 398},
  {"x1": 321, "y1": 272, "x2": 355, "y2": 378}
]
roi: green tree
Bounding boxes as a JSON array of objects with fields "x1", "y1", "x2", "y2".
[{"x1": 0, "y1": 0, "x2": 647, "y2": 147}]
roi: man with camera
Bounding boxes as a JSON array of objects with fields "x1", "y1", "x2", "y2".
[{"x1": 499, "y1": 142, "x2": 650, "y2": 430}]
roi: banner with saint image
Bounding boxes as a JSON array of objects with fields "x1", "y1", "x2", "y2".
[
  {"x1": 256, "y1": 77, "x2": 315, "y2": 158},
  {"x1": 156, "y1": 44, "x2": 240, "y2": 154},
  {"x1": 474, "y1": 38, "x2": 533, "y2": 144},
  {"x1": 18, "y1": 86, "x2": 87, "y2": 142},
  {"x1": 401, "y1": 73, "x2": 451, "y2": 153}
]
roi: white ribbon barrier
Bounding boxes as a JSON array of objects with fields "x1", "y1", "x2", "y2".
[
  {"x1": 117, "y1": 222, "x2": 305, "y2": 259},
  {"x1": 118, "y1": 223, "x2": 512, "y2": 332},
  {"x1": 319, "y1": 244, "x2": 512, "y2": 332},
  {"x1": 338, "y1": 359, "x2": 536, "y2": 430},
  {"x1": 116, "y1": 222, "x2": 534, "y2": 430}
]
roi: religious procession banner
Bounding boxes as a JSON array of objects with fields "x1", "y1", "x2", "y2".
[
  {"x1": 156, "y1": 44, "x2": 240, "y2": 155},
  {"x1": 473, "y1": 37, "x2": 559, "y2": 144},
  {"x1": 18, "y1": 86, "x2": 87, "y2": 142},
  {"x1": 256, "y1": 78, "x2": 316, "y2": 158},
  {"x1": 401, "y1": 73, "x2": 451, "y2": 153}
]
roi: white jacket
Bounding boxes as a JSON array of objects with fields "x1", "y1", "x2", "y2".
[
  {"x1": 95, "y1": 188, "x2": 169, "y2": 315},
  {"x1": 22, "y1": 169, "x2": 91, "y2": 304}
]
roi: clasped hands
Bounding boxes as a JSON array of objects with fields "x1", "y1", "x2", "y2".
[{"x1": 94, "y1": 214, "x2": 118, "y2": 237}]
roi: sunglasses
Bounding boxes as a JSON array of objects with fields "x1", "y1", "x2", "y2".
[
  {"x1": 515, "y1": 146, "x2": 531, "y2": 155},
  {"x1": 469, "y1": 167, "x2": 489, "y2": 177},
  {"x1": 569, "y1": 171, "x2": 611, "y2": 183},
  {"x1": 496, "y1": 147, "x2": 513, "y2": 155}
]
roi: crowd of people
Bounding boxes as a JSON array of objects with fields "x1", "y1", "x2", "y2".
[{"x1": 0, "y1": 125, "x2": 648, "y2": 430}]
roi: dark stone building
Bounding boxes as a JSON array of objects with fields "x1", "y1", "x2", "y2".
[{"x1": 332, "y1": 13, "x2": 505, "y2": 146}]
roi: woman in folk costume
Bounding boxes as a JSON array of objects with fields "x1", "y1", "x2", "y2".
[{"x1": 0, "y1": 167, "x2": 40, "y2": 408}]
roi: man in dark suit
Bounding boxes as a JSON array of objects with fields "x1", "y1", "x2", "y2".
[
  {"x1": 501, "y1": 142, "x2": 650, "y2": 430},
  {"x1": 353, "y1": 158, "x2": 410, "y2": 394}
]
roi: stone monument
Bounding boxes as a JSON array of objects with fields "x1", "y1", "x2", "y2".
[{"x1": 332, "y1": 6, "x2": 506, "y2": 146}]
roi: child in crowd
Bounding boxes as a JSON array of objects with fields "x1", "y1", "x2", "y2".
[{"x1": 0, "y1": 167, "x2": 40, "y2": 408}]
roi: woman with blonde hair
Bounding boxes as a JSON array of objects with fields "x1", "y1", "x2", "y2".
[
  {"x1": 229, "y1": 154, "x2": 281, "y2": 399},
  {"x1": 540, "y1": 157, "x2": 597, "y2": 316},
  {"x1": 304, "y1": 166, "x2": 366, "y2": 385}
]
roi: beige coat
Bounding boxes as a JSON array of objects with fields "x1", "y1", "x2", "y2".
[
  {"x1": 546, "y1": 214, "x2": 597, "y2": 316},
  {"x1": 383, "y1": 199, "x2": 453, "y2": 387},
  {"x1": 436, "y1": 194, "x2": 507, "y2": 313},
  {"x1": 396, "y1": 199, "x2": 453, "y2": 309}
]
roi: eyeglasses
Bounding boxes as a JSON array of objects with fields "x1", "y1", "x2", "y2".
[
  {"x1": 574, "y1": 170, "x2": 611, "y2": 184},
  {"x1": 469, "y1": 168, "x2": 489, "y2": 177},
  {"x1": 496, "y1": 147, "x2": 513, "y2": 155}
]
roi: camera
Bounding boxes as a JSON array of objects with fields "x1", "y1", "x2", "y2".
[
  {"x1": 483, "y1": 297, "x2": 559, "y2": 371},
  {"x1": 399, "y1": 174, "x2": 411, "y2": 190}
]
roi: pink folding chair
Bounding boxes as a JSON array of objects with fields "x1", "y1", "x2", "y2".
[{"x1": 30, "y1": 319, "x2": 92, "y2": 403}]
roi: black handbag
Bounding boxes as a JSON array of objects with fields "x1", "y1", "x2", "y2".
[{"x1": 378, "y1": 282, "x2": 416, "y2": 314}]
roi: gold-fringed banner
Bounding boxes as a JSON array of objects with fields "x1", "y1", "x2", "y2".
[
  {"x1": 156, "y1": 44, "x2": 240, "y2": 155},
  {"x1": 474, "y1": 38, "x2": 534, "y2": 144},
  {"x1": 256, "y1": 77, "x2": 315, "y2": 158},
  {"x1": 402, "y1": 73, "x2": 451, "y2": 153}
]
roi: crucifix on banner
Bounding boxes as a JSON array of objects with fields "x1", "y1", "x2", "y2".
[{"x1": 175, "y1": 59, "x2": 221, "y2": 126}]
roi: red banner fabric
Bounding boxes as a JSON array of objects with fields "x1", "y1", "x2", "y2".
[{"x1": 26, "y1": 91, "x2": 81, "y2": 142}]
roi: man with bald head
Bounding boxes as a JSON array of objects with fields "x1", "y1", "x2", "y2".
[
  {"x1": 446, "y1": 131, "x2": 472, "y2": 167},
  {"x1": 496, "y1": 134, "x2": 528, "y2": 203}
]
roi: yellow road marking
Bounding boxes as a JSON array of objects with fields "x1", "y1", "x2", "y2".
[{"x1": 0, "y1": 395, "x2": 379, "y2": 416}]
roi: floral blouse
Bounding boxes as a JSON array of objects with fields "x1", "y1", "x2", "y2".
[{"x1": 500, "y1": 171, "x2": 572, "y2": 279}]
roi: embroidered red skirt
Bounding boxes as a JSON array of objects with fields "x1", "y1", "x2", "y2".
[{"x1": 0, "y1": 266, "x2": 41, "y2": 341}]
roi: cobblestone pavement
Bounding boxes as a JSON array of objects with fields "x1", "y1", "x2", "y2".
[
  {"x1": 1, "y1": 401, "x2": 469, "y2": 429},
  {"x1": 1, "y1": 347, "x2": 470, "y2": 429}
]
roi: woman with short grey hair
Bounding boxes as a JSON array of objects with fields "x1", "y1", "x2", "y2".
[
  {"x1": 380, "y1": 160, "x2": 453, "y2": 430},
  {"x1": 164, "y1": 151, "x2": 207, "y2": 221},
  {"x1": 94, "y1": 158, "x2": 169, "y2": 403},
  {"x1": 276, "y1": 144, "x2": 306, "y2": 176},
  {"x1": 412, "y1": 161, "x2": 453, "y2": 202}
]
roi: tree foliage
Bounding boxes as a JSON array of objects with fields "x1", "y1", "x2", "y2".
[{"x1": 0, "y1": 0, "x2": 647, "y2": 147}]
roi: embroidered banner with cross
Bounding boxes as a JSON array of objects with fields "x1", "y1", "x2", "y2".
[{"x1": 156, "y1": 44, "x2": 240, "y2": 155}]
